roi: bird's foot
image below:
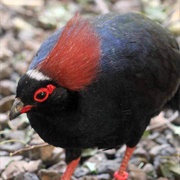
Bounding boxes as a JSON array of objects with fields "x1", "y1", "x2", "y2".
[{"x1": 113, "y1": 171, "x2": 128, "y2": 180}]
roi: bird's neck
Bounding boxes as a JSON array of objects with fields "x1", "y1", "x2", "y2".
[{"x1": 28, "y1": 91, "x2": 81, "y2": 131}]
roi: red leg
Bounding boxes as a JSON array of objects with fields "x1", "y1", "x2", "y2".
[
  {"x1": 61, "y1": 157, "x2": 81, "y2": 180},
  {"x1": 114, "y1": 146, "x2": 135, "y2": 180}
]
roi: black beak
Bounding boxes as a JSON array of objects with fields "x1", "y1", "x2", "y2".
[{"x1": 9, "y1": 98, "x2": 24, "y2": 120}]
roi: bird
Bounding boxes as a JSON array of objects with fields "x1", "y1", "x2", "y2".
[{"x1": 9, "y1": 12, "x2": 180, "y2": 180}]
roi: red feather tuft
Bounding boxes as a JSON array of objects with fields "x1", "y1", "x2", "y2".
[{"x1": 38, "y1": 13, "x2": 101, "y2": 91}]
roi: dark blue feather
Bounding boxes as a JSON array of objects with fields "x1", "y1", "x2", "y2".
[{"x1": 29, "y1": 29, "x2": 62, "y2": 69}]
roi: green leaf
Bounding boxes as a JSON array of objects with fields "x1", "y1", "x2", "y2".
[
  {"x1": 170, "y1": 164, "x2": 180, "y2": 175},
  {"x1": 160, "y1": 164, "x2": 171, "y2": 177},
  {"x1": 142, "y1": 130, "x2": 150, "y2": 138},
  {"x1": 84, "y1": 162, "x2": 97, "y2": 173},
  {"x1": 170, "y1": 124, "x2": 180, "y2": 135},
  {"x1": 81, "y1": 148, "x2": 98, "y2": 157}
]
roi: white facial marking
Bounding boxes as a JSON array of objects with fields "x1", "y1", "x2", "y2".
[{"x1": 26, "y1": 69, "x2": 51, "y2": 81}]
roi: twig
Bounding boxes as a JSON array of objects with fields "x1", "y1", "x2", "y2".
[
  {"x1": 10, "y1": 142, "x2": 49, "y2": 156},
  {"x1": 0, "y1": 139, "x2": 27, "y2": 146},
  {"x1": 147, "y1": 111, "x2": 179, "y2": 131}
]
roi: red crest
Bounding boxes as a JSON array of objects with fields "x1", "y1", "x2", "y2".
[{"x1": 38, "y1": 13, "x2": 101, "y2": 91}]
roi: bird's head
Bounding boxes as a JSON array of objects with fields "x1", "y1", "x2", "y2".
[
  {"x1": 9, "y1": 13, "x2": 101, "y2": 120},
  {"x1": 9, "y1": 69, "x2": 69, "y2": 119}
]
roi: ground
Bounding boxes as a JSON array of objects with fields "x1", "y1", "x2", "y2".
[{"x1": 0, "y1": 0, "x2": 180, "y2": 180}]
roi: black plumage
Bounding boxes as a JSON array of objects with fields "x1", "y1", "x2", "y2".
[{"x1": 10, "y1": 13, "x2": 180, "y2": 180}]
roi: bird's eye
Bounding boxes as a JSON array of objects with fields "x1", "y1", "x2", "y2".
[
  {"x1": 34, "y1": 90, "x2": 49, "y2": 102},
  {"x1": 37, "y1": 91, "x2": 46, "y2": 99},
  {"x1": 34, "y1": 84, "x2": 56, "y2": 103}
]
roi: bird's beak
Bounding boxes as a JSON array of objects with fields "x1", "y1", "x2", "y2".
[
  {"x1": 9, "y1": 98, "x2": 33, "y2": 120},
  {"x1": 9, "y1": 98, "x2": 24, "y2": 120},
  {"x1": 9, "y1": 98, "x2": 34, "y2": 120}
]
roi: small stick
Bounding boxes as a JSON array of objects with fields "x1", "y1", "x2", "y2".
[{"x1": 10, "y1": 142, "x2": 49, "y2": 156}]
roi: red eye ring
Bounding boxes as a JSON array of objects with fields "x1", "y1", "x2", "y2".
[
  {"x1": 34, "y1": 84, "x2": 56, "y2": 103},
  {"x1": 34, "y1": 88, "x2": 49, "y2": 102}
]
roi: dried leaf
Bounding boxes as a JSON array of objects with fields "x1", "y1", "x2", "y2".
[{"x1": 1, "y1": 160, "x2": 42, "y2": 179}]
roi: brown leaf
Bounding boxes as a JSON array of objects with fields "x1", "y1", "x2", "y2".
[{"x1": 1, "y1": 160, "x2": 42, "y2": 179}]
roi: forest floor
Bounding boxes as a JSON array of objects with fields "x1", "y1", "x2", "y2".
[{"x1": 0, "y1": 0, "x2": 180, "y2": 180}]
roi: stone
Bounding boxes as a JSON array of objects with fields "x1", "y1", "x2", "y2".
[
  {"x1": 143, "y1": 163, "x2": 154, "y2": 173},
  {"x1": 14, "y1": 172, "x2": 39, "y2": 180},
  {"x1": 0, "y1": 62, "x2": 12, "y2": 80},
  {"x1": 0, "y1": 80, "x2": 16, "y2": 95}
]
